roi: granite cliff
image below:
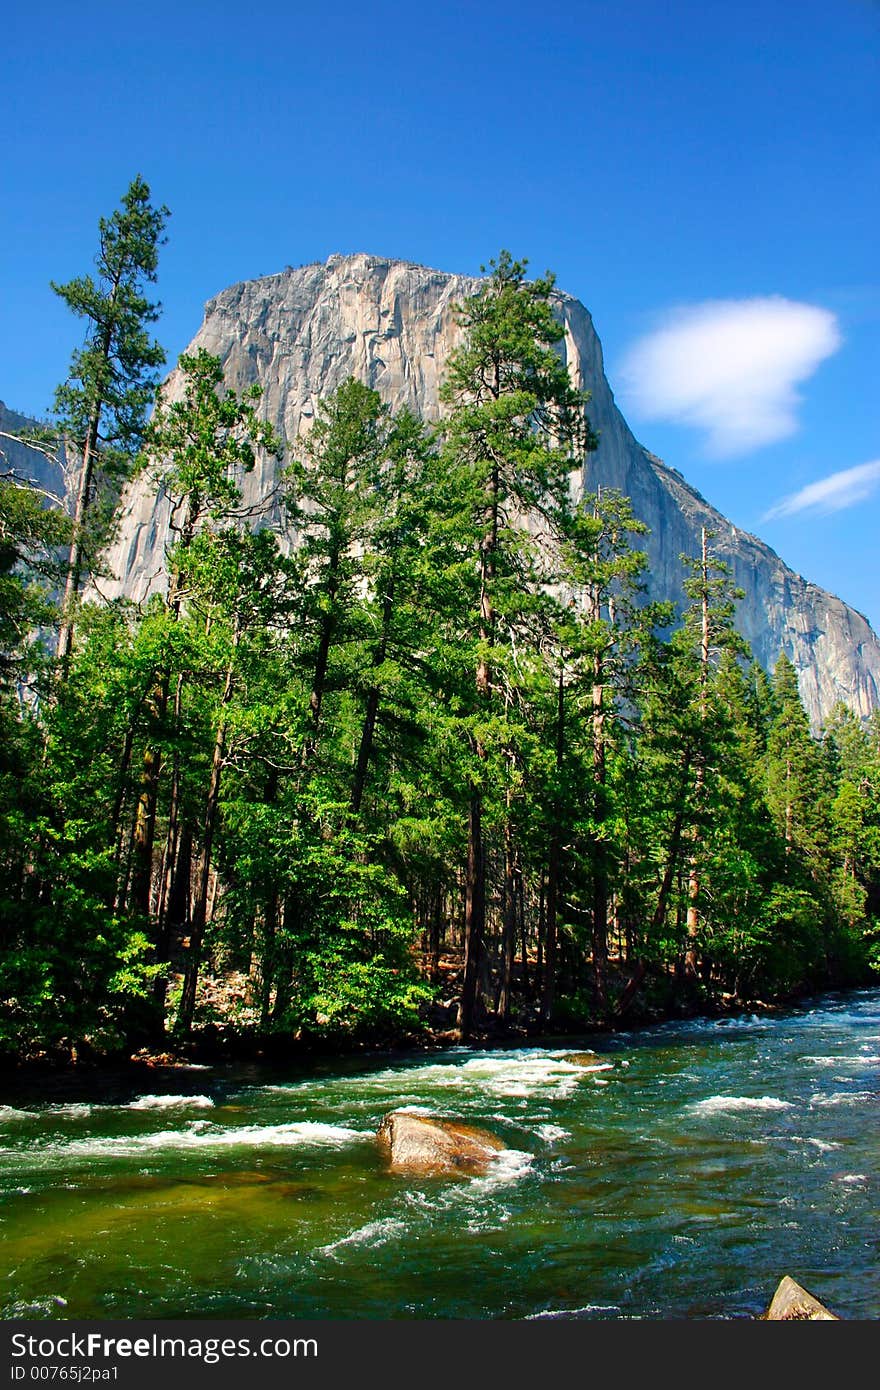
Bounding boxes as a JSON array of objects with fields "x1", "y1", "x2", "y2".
[
  {"x1": 0, "y1": 400, "x2": 68, "y2": 500},
  {"x1": 64, "y1": 254, "x2": 880, "y2": 727}
]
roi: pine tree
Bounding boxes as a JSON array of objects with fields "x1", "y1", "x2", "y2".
[
  {"x1": 677, "y1": 529, "x2": 746, "y2": 980},
  {"x1": 766, "y1": 654, "x2": 829, "y2": 873},
  {"x1": 551, "y1": 488, "x2": 651, "y2": 1013},
  {"x1": 52, "y1": 176, "x2": 168, "y2": 672},
  {"x1": 437, "y1": 251, "x2": 595, "y2": 1036},
  {"x1": 285, "y1": 377, "x2": 391, "y2": 753}
]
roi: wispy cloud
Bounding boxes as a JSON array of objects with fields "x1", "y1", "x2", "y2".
[
  {"x1": 763, "y1": 459, "x2": 880, "y2": 520},
  {"x1": 618, "y1": 297, "x2": 842, "y2": 457}
]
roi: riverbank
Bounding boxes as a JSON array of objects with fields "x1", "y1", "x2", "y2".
[{"x1": 0, "y1": 967, "x2": 819, "y2": 1104}]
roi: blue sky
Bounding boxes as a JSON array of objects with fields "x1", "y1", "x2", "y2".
[{"x1": 3, "y1": 0, "x2": 878, "y2": 624}]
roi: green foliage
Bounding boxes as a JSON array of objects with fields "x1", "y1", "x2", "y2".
[
  {"x1": 0, "y1": 477, "x2": 71, "y2": 685},
  {"x1": 143, "y1": 348, "x2": 280, "y2": 542},
  {"x1": 219, "y1": 796, "x2": 434, "y2": 1039},
  {"x1": 745, "y1": 884, "x2": 825, "y2": 996},
  {"x1": 52, "y1": 175, "x2": 169, "y2": 467},
  {"x1": 0, "y1": 818, "x2": 159, "y2": 1057}
]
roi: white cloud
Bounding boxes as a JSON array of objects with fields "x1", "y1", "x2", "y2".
[
  {"x1": 618, "y1": 297, "x2": 842, "y2": 457},
  {"x1": 763, "y1": 459, "x2": 880, "y2": 520}
]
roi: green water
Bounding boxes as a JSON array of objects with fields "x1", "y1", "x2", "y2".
[{"x1": 2, "y1": 989, "x2": 879, "y2": 1320}]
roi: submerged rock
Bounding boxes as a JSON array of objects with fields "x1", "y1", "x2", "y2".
[
  {"x1": 376, "y1": 1110, "x2": 504, "y2": 1175},
  {"x1": 764, "y1": 1275, "x2": 839, "y2": 1320}
]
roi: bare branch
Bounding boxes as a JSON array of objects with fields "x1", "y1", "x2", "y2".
[{"x1": 0, "y1": 467, "x2": 66, "y2": 508}]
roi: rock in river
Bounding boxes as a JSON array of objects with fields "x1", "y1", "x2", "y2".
[
  {"x1": 377, "y1": 1110, "x2": 505, "y2": 1176},
  {"x1": 764, "y1": 1276, "x2": 839, "y2": 1320}
]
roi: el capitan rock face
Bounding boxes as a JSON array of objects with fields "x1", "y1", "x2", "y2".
[{"x1": 99, "y1": 252, "x2": 880, "y2": 728}]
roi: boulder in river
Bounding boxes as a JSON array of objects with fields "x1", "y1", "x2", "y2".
[
  {"x1": 764, "y1": 1276, "x2": 839, "y2": 1320},
  {"x1": 376, "y1": 1110, "x2": 505, "y2": 1176}
]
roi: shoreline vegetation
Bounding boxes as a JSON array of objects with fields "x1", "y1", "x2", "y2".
[
  {"x1": 0, "y1": 977, "x2": 864, "y2": 1093},
  {"x1": 2, "y1": 181, "x2": 879, "y2": 1073}
]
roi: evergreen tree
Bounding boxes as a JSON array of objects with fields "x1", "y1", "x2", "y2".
[
  {"x1": 436, "y1": 251, "x2": 595, "y2": 1035},
  {"x1": 52, "y1": 176, "x2": 168, "y2": 672},
  {"x1": 766, "y1": 654, "x2": 829, "y2": 873},
  {"x1": 551, "y1": 488, "x2": 651, "y2": 1013},
  {"x1": 677, "y1": 529, "x2": 746, "y2": 980},
  {"x1": 285, "y1": 377, "x2": 392, "y2": 754}
]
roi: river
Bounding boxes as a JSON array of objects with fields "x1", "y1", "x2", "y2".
[{"x1": 2, "y1": 988, "x2": 879, "y2": 1320}]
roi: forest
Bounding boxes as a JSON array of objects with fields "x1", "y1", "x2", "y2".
[{"x1": 2, "y1": 178, "x2": 879, "y2": 1063}]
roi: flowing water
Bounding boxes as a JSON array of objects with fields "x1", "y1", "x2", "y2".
[{"x1": 2, "y1": 989, "x2": 879, "y2": 1320}]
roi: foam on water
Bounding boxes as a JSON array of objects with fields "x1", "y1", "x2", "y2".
[
  {"x1": 535, "y1": 1124, "x2": 570, "y2": 1143},
  {"x1": 802, "y1": 1055, "x2": 880, "y2": 1069},
  {"x1": 403, "y1": 1146, "x2": 536, "y2": 1232},
  {"x1": 810, "y1": 1091, "x2": 873, "y2": 1108},
  {"x1": 457, "y1": 1055, "x2": 598, "y2": 1099},
  {"x1": 2, "y1": 1097, "x2": 215, "y2": 1123},
  {"x1": 0, "y1": 1106, "x2": 32, "y2": 1122},
  {"x1": 651, "y1": 1013, "x2": 768, "y2": 1040},
  {"x1": 315, "y1": 1142, "x2": 535, "y2": 1254},
  {"x1": 43, "y1": 1103, "x2": 99, "y2": 1119},
  {"x1": 0, "y1": 1120, "x2": 368, "y2": 1163},
  {"x1": 690, "y1": 1095, "x2": 794, "y2": 1115},
  {"x1": 463, "y1": 1146, "x2": 534, "y2": 1193},
  {"x1": 4, "y1": 1297, "x2": 68, "y2": 1317},
  {"x1": 317, "y1": 1216, "x2": 409, "y2": 1258},
  {"x1": 526, "y1": 1304, "x2": 622, "y2": 1319},
  {"x1": 125, "y1": 1094, "x2": 215, "y2": 1110},
  {"x1": 256, "y1": 1048, "x2": 601, "y2": 1107},
  {"x1": 791, "y1": 1137, "x2": 842, "y2": 1152}
]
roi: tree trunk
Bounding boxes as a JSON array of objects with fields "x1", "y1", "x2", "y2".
[
  {"x1": 152, "y1": 824, "x2": 191, "y2": 1021},
  {"x1": 457, "y1": 793, "x2": 485, "y2": 1038},
  {"x1": 256, "y1": 769, "x2": 280, "y2": 1029},
  {"x1": 259, "y1": 889, "x2": 279, "y2": 1031},
  {"x1": 651, "y1": 775, "x2": 690, "y2": 938},
  {"x1": 55, "y1": 273, "x2": 126, "y2": 676},
  {"x1": 497, "y1": 796, "x2": 517, "y2": 1021},
  {"x1": 542, "y1": 659, "x2": 566, "y2": 1022},
  {"x1": 457, "y1": 464, "x2": 498, "y2": 1037},
  {"x1": 132, "y1": 509, "x2": 198, "y2": 925},
  {"x1": 428, "y1": 882, "x2": 442, "y2": 984},
  {"x1": 591, "y1": 640, "x2": 608, "y2": 1010},
  {"x1": 109, "y1": 724, "x2": 135, "y2": 857},
  {"x1": 155, "y1": 674, "x2": 186, "y2": 933},
  {"x1": 308, "y1": 542, "x2": 341, "y2": 738},
  {"x1": 351, "y1": 580, "x2": 395, "y2": 813},
  {"x1": 518, "y1": 870, "x2": 530, "y2": 996},
  {"x1": 177, "y1": 631, "x2": 238, "y2": 1034},
  {"x1": 684, "y1": 527, "x2": 710, "y2": 980},
  {"x1": 56, "y1": 410, "x2": 100, "y2": 673},
  {"x1": 129, "y1": 672, "x2": 169, "y2": 917}
]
